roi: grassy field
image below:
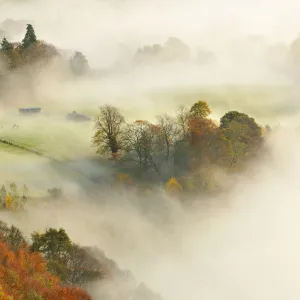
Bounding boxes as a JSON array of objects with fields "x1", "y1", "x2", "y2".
[
  {"x1": 0, "y1": 84, "x2": 297, "y2": 160},
  {"x1": 98, "y1": 84, "x2": 298, "y2": 126},
  {"x1": 0, "y1": 84, "x2": 298, "y2": 196},
  {"x1": 0, "y1": 115, "x2": 95, "y2": 160}
]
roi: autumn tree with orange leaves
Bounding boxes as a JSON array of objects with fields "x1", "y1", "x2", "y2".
[{"x1": 0, "y1": 239, "x2": 91, "y2": 300}]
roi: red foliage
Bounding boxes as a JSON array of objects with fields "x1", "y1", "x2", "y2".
[{"x1": 0, "y1": 241, "x2": 91, "y2": 300}]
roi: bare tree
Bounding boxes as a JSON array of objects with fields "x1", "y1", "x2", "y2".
[
  {"x1": 122, "y1": 120, "x2": 160, "y2": 174},
  {"x1": 176, "y1": 105, "x2": 190, "y2": 139},
  {"x1": 156, "y1": 114, "x2": 179, "y2": 163},
  {"x1": 92, "y1": 105, "x2": 125, "y2": 156}
]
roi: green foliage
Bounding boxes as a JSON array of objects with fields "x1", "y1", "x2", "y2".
[
  {"x1": 190, "y1": 100, "x2": 211, "y2": 118},
  {"x1": 0, "y1": 37, "x2": 14, "y2": 68},
  {"x1": 219, "y1": 111, "x2": 262, "y2": 165},
  {"x1": 0, "y1": 221, "x2": 26, "y2": 251},
  {"x1": 31, "y1": 228, "x2": 104, "y2": 286},
  {"x1": 0, "y1": 37, "x2": 13, "y2": 52},
  {"x1": 25, "y1": 290, "x2": 43, "y2": 300},
  {"x1": 21, "y1": 24, "x2": 37, "y2": 50},
  {"x1": 31, "y1": 228, "x2": 72, "y2": 261}
]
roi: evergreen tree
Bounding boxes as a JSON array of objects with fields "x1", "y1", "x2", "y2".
[
  {"x1": 0, "y1": 37, "x2": 13, "y2": 52},
  {"x1": 21, "y1": 24, "x2": 37, "y2": 50},
  {"x1": 70, "y1": 51, "x2": 89, "y2": 75}
]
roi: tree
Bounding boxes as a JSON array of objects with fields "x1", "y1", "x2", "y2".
[
  {"x1": 190, "y1": 100, "x2": 211, "y2": 118},
  {"x1": 0, "y1": 186, "x2": 7, "y2": 208},
  {"x1": 0, "y1": 37, "x2": 14, "y2": 69},
  {"x1": 70, "y1": 51, "x2": 89, "y2": 75},
  {"x1": 0, "y1": 221, "x2": 26, "y2": 251},
  {"x1": 31, "y1": 228, "x2": 72, "y2": 281},
  {"x1": 165, "y1": 177, "x2": 183, "y2": 196},
  {"x1": 219, "y1": 111, "x2": 262, "y2": 165},
  {"x1": 0, "y1": 285, "x2": 12, "y2": 300},
  {"x1": 47, "y1": 187, "x2": 63, "y2": 199},
  {"x1": 0, "y1": 238, "x2": 92, "y2": 300},
  {"x1": 176, "y1": 105, "x2": 190, "y2": 139},
  {"x1": 0, "y1": 37, "x2": 13, "y2": 52},
  {"x1": 122, "y1": 120, "x2": 161, "y2": 175},
  {"x1": 5, "y1": 195, "x2": 12, "y2": 210},
  {"x1": 31, "y1": 228, "x2": 105, "y2": 286},
  {"x1": 31, "y1": 228, "x2": 72, "y2": 262},
  {"x1": 188, "y1": 116, "x2": 219, "y2": 168},
  {"x1": 66, "y1": 245, "x2": 105, "y2": 286},
  {"x1": 156, "y1": 114, "x2": 179, "y2": 163},
  {"x1": 21, "y1": 24, "x2": 37, "y2": 50},
  {"x1": 92, "y1": 105, "x2": 125, "y2": 156}
]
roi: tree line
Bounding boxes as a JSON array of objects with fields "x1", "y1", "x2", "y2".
[
  {"x1": 93, "y1": 101, "x2": 268, "y2": 194},
  {"x1": 0, "y1": 24, "x2": 89, "y2": 75},
  {"x1": 0, "y1": 220, "x2": 162, "y2": 300}
]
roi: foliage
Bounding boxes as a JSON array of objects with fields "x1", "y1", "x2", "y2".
[
  {"x1": 0, "y1": 285, "x2": 12, "y2": 300},
  {"x1": 31, "y1": 228, "x2": 105, "y2": 286},
  {"x1": 92, "y1": 105, "x2": 125, "y2": 156},
  {"x1": 94, "y1": 99, "x2": 266, "y2": 190},
  {"x1": 0, "y1": 37, "x2": 13, "y2": 52},
  {"x1": 122, "y1": 120, "x2": 161, "y2": 175},
  {"x1": 219, "y1": 111, "x2": 262, "y2": 165},
  {"x1": 0, "y1": 221, "x2": 26, "y2": 252},
  {"x1": 0, "y1": 183, "x2": 28, "y2": 211},
  {"x1": 0, "y1": 24, "x2": 58, "y2": 69},
  {"x1": 165, "y1": 177, "x2": 183, "y2": 196},
  {"x1": 0, "y1": 186, "x2": 6, "y2": 208},
  {"x1": 190, "y1": 100, "x2": 211, "y2": 118},
  {"x1": 0, "y1": 37, "x2": 13, "y2": 68},
  {"x1": 21, "y1": 24, "x2": 37, "y2": 50},
  {"x1": 156, "y1": 114, "x2": 179, "y2": 163},
  {"x1": 70, "y1": 51, "x2": 89, "y2": 75},
  {"x1": 0, "y1": 238, "x2": 92, "y2": 300},
  {"x1": 4, "y1": 195, "x2": 12, "y2": 211},
  {"x1": 31, "y1": 228, "x2": 72, "y2": 262},
  {"x1": 115, "y1": 173, "x2": 134, "y2": 186}
]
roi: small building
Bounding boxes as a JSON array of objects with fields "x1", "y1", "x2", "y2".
[
  {"x1": 19, "y1": 107, "x2": 41, "y2": 115},
  {"x1": 67, "y1": 111, "x2": 91, "y2": 122}
]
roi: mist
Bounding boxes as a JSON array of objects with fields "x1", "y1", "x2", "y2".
[
  {"x1": 0, "y1": 128, "x2": 298, "y2": 300},
  {"x1": 1, "y1": 0, "x2": 300, "y2": 85},
  {"x1": 1, "y1": 0, "x2": 300, "y2": 299}
]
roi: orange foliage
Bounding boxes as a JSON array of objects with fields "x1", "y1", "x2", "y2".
[
  {"x1": 0, "y1": 285, "x2": 12, "y2": 300},
  {"x1": 188, "y1": 117, "x2": 219, "y2": 166},
  {"x1": 0, "y1": 241, "x2": 91, "y2": 300},
  {"x1": 5, "y1": 195, "x2": 12, "y2": 211},
  {"x1": 115, "y1": 173, "x2": 134, "y2": 186}
]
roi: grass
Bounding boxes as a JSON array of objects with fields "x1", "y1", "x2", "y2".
[
  {"x1": 0, "y1": 115, "x2": 95, "y2": 160},
  {"x1": 0, "y1": 84, "x2": 297, "y2": 195}
]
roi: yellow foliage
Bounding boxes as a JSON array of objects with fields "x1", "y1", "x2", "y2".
[
  {"x1": 0, "y1": 285, "x2": 13, "y2": 300},
  {"x1": 5, "y1": 195, "x2": 13, "y2": 210},
  {"x1": 115, "y1": 173, "x2": 133, "y2": 185},
  {"x1": 165, "y1": 177, "x2": 183, "y2": 195}
]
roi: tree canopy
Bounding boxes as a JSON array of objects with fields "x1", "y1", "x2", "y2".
[{"x1": 21, "y1": 24, "x2": 37, "y2": 50}]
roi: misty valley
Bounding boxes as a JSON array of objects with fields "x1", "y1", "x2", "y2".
[{"x1": 0, "y1": 5, "x2": 300, "y2": 300}]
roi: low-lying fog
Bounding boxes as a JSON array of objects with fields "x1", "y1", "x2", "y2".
[{"x1": 1, "y1": 0, "x2": 300, "y2": 299}]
